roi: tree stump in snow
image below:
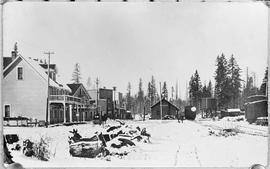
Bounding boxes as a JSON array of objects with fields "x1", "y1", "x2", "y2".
[{"x1": 69, "y1": 141, "x2": 108, "y2": 158}]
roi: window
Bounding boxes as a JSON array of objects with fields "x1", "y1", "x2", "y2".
[
  {"x1": 4, "y1": 105, "x2": 10, "y2": 117},
  {"x1": 17, "y1": 67, "x2": 23, "y2": 80}
]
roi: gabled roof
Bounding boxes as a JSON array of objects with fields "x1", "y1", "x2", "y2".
[
  {"x1": 67, "y1": 83, "x2": 82, "y2": 95},
  {"x1": 67, "y1": 83, "x2": 91, "y2": 99},
  {"x1": 39, "y1": 64, "x2": 56, "y2": 70},
  {"x1": 151, "y1": 98, "x2": 180, "y2": 110},
  {"x1": 3, "y1": 57, "x2": 13, "y2": 69},
  {"x1": 3, "y1": 54, "x2": 71, "y2": 92}
]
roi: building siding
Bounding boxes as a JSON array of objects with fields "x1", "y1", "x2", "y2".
[
  {"x1": 3, "y1": 60, "x2": 47, "y2": 121},
  {"x1": 151, "y1": 99, "x2": 179, "y2": 119}
]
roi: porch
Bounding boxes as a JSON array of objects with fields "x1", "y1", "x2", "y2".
[{"x1": 49, "y1": 95, "x2": 94, "y2": 124}]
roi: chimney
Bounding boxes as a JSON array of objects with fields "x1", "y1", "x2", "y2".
[
  {"x1": 11, "y1": 51, "x2": 16, "y2": 60},
  {"x1": 12, "y1": 42, "x2": 18, "y2": 60},
  {"x1": 53, "y1": 72, "x2": 56, "y2": 81}
]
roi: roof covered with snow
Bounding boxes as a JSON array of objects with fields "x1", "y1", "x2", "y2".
[
  {"x1": 4, "y1": 54, "x2": 71, "y2": 92},
  {"x1": 151, "y1": 98, "x2": 179, "y2": 110},
  {"x1": 3, "y1": 57, "x2": 13, "y2": 69}
]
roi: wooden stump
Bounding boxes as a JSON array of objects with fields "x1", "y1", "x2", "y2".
[{"x1": 69, "y1": 141, "x2": 106, "y2": 158}]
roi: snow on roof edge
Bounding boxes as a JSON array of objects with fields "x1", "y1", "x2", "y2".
[{"x1": 20, "y1": 54, "x2": 71, "y2": 92}]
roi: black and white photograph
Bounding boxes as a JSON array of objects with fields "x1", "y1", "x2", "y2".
[{"x1": 1, "y1": 0, "x2": 269, "y2": 168}]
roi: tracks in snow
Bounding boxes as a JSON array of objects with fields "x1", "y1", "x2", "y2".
[{"x1": 194, "y1": 120, "x2": 268, "y2": 137}]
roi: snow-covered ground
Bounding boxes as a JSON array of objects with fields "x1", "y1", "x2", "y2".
[{"x1": 4, "y1": 118, "x2": 268, "y2": 167}]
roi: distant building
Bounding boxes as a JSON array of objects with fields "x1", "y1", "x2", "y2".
[
  {"x1": 201, "y1": 97, "x2": 217, "y2": 118},
  {"x1": 151, "y1": 98, "x2": 179, "y2": 119},
  {"x1": 87, "y1": 88, "x2": 113, "y2": 117},
  {"x1": 66, "y1": 83, "x2": 93, "y2": 122},
  {"x1": 115, "y1": 92, "x2": 127, "y2": 119}
]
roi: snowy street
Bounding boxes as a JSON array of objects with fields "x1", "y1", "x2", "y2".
[{"x1": 4, "y1": 119, "x2": 268, "y2": 167}]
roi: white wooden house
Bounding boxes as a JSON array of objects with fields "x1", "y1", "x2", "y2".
[
  {"x1": 3, "y1": 52, "x2": 71, "y2": 124},
  {"x1": 2, "y1": 50, "x2": 93, "y2": 124}
]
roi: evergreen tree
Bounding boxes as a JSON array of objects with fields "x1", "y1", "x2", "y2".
[
  {"x1": 259, "y1": 67, "x2": 268, "y2": 96},
  {"x1": 227, "y1": 55, "x2": 242, "y2": 108},
  {"x1": 202, "y1": 84, "x2": 208, "y2": 98},
  {"x1": 214, "y1": 54, "x2": 230, "y2": 109},
  {"x1": 86, "y1": 76, "x2": 92, "y2": 89},
  {"x1": 175, "y1": 81, "x2": 179, "y2": 100},
  {"x1": 126, "y1": 82, "x2": 132, "y2": 111},
  {"x1": 189, "y1": 70, "x2": 202, "y2": 108},
  {"x1": 138, "y1": 78, "x2": 144, "y2": 101},
  {"x1": 150, "y1": 76, "x2": 158, "y2": 105},
  {"x1": 241, "y1": 76, "x2": 259, "y2": 108},
  {"x1": 147, "y1": 82, "x2": 152, "y2": 100},
  {"x1": 171, "y1": 86, "x2": 175, "y2": 102},
  {"x1": 146, "y1": 81, "x2": 153, "y2": 114},
  {"x1": 207, "y1": 81, "x2": 213, "y2": 97},
  {"x1": 71, "y1": 63, "x2": 82, "y2": 83},
  {"x1": 137, "y1": 78, "x2": 144, "y2": 114},
  {"x1": 202, "y1": 81, "x2": 212, "y2": 98},
  {"x1": 189, "y1": 75, "x2": 195, "y2": 100},
  {"x1": 144, "y1": 95, "x2": 151, "y2": 116},
  {"x1": 162, "y1": 82, "x2": 168, "y2": 100}
]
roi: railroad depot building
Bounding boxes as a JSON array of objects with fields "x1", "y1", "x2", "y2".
[
  {"x1": 2, "y1": 50, "x2": 92, "y2": 124},
  {"x1": 151, "y1": 98, "x2": 180, "y2": 119}
]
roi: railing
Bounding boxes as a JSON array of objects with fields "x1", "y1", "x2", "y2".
[
  {"x1": 49, "y1": 95, "x2": 83, "y2": 103},
  {"x1": 49, "y1": 95, "x2": 92, "y2": 106}
]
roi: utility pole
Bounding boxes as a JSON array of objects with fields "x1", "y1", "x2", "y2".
[
  {"x1": 44, "y1": 51, "x2": 54, "y2": 127},
  {"x1": 159, "y1": 82, "x2": 162, "y2": 120},
  {"x1": 96, "y1": 77, "x2": 99, "y2": 117},
  {"x1": 175, "y1": 81, "x2": 178, "y2": 100},
  {"x1": 186, "y1": 81, "x2": 189, "y2": 103},
  {"x1": 246, "y1": 67, "x2": 249, "y2": 87},
  {"x1": 113, "y1": 86, "x2": 116, "y2": 119}
]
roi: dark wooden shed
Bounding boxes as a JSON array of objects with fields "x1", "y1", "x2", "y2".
[
  {"x1": 150, "y1": 98, "x2": 179, "y2": 119},
  {"x1": 245, "y1": 95, "x2": 268, "y2": 124}
]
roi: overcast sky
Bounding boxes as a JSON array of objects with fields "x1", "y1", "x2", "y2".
[{"x1": 3, "y1": 2, "x2": 268, "y2": 98}]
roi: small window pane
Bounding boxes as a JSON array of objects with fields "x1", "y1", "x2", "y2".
[{"x1": 18, "y1": 67, "x2": 23, "y2": 80}]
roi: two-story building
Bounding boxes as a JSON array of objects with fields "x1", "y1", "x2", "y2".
[
  {"x1": 2, "y1": 48, "x2": 92, "y2": 124},
  {"x1": 66, "y1": 83, "x2": 93, "y2": 122}
]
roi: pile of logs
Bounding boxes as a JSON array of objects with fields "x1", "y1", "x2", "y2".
[
  {"x1": 208, "y1": 128, "x2": 238, "y2": 137},
  {"x1": 68, "y1": 121, "x2": 151, "y2": 158}
]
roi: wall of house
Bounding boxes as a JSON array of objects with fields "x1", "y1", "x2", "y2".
[{"x1": 3, "y1": 60, "x2": 47, "y2": 121}]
